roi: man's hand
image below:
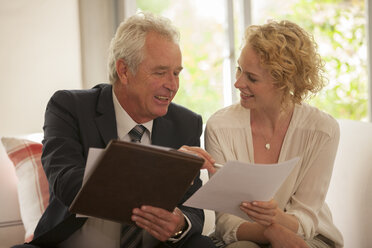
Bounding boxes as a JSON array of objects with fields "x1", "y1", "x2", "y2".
[
  {"x1": 179, "y1": 145, "x2": 216, "y2": 174},
  {"x1": 131, "y1": 206, "x2": 186, "y2": 242}
]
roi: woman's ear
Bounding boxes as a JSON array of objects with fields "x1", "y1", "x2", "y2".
[{"x1": 116, "y1": 59, "x2": 129, "y2": 84}]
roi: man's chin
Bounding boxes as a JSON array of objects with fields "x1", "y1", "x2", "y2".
[{"x1": 153, "y1": 106, "x2": 170, "y2": 118}]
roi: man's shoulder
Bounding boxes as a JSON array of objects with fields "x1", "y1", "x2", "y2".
[
  {"x1": 167, "y1": 102, "x2": 202, "y2": 120},
  {"x1": 46, "y1": 83, "x2": 113, "y2": 117},
  {"x1": 51, "y1": 83, "x2": 111, "y2": 100}
]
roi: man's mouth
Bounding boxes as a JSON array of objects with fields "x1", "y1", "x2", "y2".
[{"x1": 155, "y1": 95, "x2": 170, "y2": 101}]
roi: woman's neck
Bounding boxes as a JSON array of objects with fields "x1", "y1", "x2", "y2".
[{"x1": 250, "y1": 103, "x2": 294, "y2": 135}]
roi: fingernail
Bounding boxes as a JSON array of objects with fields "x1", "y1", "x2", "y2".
[
  {"x1": 252, "y1": 201, "x2": 258, "y2": 205},
  {"x1": 242, "y1": 202, "x2": 248, "y2": 207}
]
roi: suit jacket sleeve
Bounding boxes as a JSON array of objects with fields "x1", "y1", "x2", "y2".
[{"x1": 42, "y1": 90, "x2": 87, "y2": 207}]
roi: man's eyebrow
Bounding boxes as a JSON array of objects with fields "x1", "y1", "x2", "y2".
[{"x1": 152, "y1": 65, "x2": 183, "y2": 71}]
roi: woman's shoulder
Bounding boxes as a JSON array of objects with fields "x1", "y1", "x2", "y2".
[
  {"x1": 295, "y1": 103, "x2": 339, "y2": 137},
  {"x1": 207, "y1": 103, "x2": 250, "y2": 129}
]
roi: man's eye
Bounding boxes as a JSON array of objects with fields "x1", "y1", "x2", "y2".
[{"x1": 155, "y1": 71, "x2": 166, "y2": 75}]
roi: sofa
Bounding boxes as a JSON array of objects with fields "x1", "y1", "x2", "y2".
[{"x1": 1, "y1": 119, "x2": 371, "y2": 247}]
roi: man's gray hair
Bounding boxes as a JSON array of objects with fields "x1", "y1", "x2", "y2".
[{"x1": 107, "y1": 12, "x2": 180, "y2": 84}]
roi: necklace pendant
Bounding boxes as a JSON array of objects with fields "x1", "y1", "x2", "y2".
[{"x1": 265, "y1": 143, "x2": 271, "y2": 150}]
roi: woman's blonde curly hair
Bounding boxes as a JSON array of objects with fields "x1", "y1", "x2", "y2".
[{"x1": 244, "y1": 20, "x2": 326, "y2": 106}]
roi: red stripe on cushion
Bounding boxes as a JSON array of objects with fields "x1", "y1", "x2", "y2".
[{"x1": 7, "y1": 143, "x2": 42, "y2": 166}]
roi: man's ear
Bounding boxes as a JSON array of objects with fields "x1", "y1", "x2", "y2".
[{"x1": 116, "y1": 59, "x2": 130, "y2": 84}]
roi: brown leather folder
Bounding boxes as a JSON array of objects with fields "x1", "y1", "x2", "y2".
[{"x1": 69, "y1": 140, "x2": 204, "y2": 224}]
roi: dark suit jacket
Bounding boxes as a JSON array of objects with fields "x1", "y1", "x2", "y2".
[{"x1": 30, "y1": 84, "x2": 204, "y2": 247}]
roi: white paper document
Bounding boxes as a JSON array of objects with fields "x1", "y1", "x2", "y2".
[{"x1": 184, "y1": 157, "x2": 300, "y2": 220}]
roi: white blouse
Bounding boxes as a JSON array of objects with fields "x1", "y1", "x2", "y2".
[{"x1": 205, "y1": 103, "x2": 343, "y2": 247}]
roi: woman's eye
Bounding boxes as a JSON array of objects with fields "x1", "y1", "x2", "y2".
[{"x1": 248, "y1": 74, "x2": 257, "y2": 82}]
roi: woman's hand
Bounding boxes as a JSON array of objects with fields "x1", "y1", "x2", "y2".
[
  {"x1": 179, "y1": 145, "x2": 217, "y2": 174},
  {"x1": 240, "y1": 199, "x2": 282, "y2": 226},
  {"x1": 240, "y1": 199, "x2": 299, "y2": 233}
]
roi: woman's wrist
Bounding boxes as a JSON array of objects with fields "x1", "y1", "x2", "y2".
[
  {"x1": 277, "y1": 211, "x2": 299, "y2": 233},
  {"x1": 236, "y1": 222, "x2": 269, "y2": 243}
]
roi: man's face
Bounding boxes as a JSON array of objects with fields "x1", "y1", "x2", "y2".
[{"x1": 120, "y1": 32, "x2": 182, "y2": 123}]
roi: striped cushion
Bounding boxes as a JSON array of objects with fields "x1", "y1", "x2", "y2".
[{"x1": 1, "y1": 137, "x2": 49, "y2": 242}]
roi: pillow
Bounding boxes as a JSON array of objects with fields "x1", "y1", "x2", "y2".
[
  {"x1": 0, "y1": 140, "x2": 25, "y2": 246},
  {"x1": 1, "y1": 137, "x2": 49, "y2": 242}
]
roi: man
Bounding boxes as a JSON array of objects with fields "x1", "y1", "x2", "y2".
[{"x1": 14, "y1": 12, "x2": 216, "y2": 248}]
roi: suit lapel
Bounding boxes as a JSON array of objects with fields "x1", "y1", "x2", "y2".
[
  {"x1": 152, "y1": 116, "x2": 175, "y2": 148},
  {"x1": 94, "y1": 84, "x2": 118, "y2": 146}
]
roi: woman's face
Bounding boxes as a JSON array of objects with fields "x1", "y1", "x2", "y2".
[{"x1": 234, "y1": 45, "x2": 282, "y2": 111}]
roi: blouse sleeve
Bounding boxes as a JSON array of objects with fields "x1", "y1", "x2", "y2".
[{"x1": 285, "y1": 121, "x2": 340, "y2": 239}]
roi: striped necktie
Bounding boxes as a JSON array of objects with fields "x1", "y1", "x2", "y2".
[
  {"x1": 128, "y1": 125, "x2": 146, "y2": 143},
  {"x1": 121, "y1": 124, "x2": 146, "y2": 247}
]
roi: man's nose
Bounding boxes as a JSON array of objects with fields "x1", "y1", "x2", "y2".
[{"x1": 164, "y1": 73, "x2": 178, "y2": 91}]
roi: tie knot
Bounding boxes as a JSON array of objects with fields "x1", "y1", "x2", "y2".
[{"x1": 128, "y1": 125, "x2": 146, "y2": 143}]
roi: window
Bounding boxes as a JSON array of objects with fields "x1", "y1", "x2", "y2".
[
  {"x1": 128, "y1": 0, "x2": 370, "y2": 121},
  {"x1": 251, "y1": 0, "x2": 368, "y2": 120},
  {"x1": 136, "y1": 0, "x2": 231, "y2": 122}
]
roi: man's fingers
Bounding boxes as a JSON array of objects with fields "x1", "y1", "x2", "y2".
[
  {"x1": 132, "y1": 206, "x2": 171, "y2": 226},
  {"x1": 131, "y1": 206, "x2": 183, "y2": 241},
  {"x1": 132, "y1": 214, "x2": 172, "y2": 241}
]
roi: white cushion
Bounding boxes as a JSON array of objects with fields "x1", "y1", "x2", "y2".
[
  {"x1": 0, "y1": 138, "x2": 25, "y2": 246},
  {"x1": 326, "y1": 119, "x2": 372, "y2": 247},
  {"x1": 1, "y1": 135, "x2": 48, "y2": 243}
]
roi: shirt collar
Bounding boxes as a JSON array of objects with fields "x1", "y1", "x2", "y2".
[{"x1": 112, "y1": 89, "x2": 153, "y2": 140}]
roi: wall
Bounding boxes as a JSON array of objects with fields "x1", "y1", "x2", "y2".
[
  {"x1": 78, "y1": 0, "x2": 118, "y2": 89},
  {"x1": 0, "y1": 0, "x2": 82, "y2": 136}
]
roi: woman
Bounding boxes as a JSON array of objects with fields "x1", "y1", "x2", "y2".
[{"x1": 205, "y1": 20, "x2": 343, "y2": 247}]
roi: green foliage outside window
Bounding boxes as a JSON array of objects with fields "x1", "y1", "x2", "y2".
[
  {"x1": 137, "y1": 0, "x2": 367, "y2": 121},
  {"x1": 136, "y1": 0, "x2": 224, "y2": 123},
  {"x1": 283, "y1": 0, "x2": 367, "y2": 120}
]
